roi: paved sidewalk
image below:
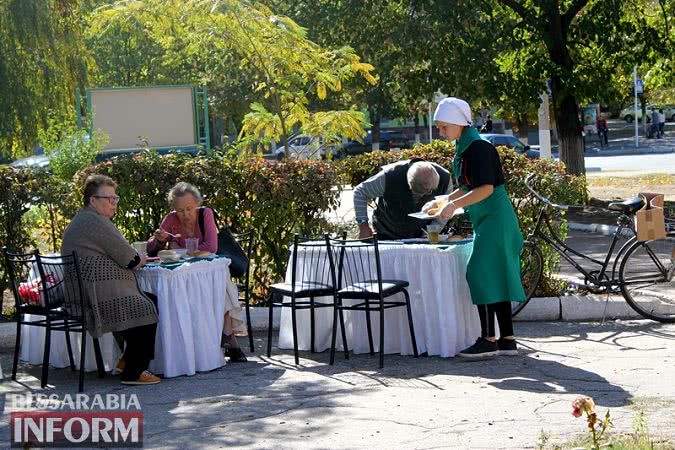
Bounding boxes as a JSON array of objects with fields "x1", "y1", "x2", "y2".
[{"x1": 2, "y1": 322, "x2": 675, "y2": 449}]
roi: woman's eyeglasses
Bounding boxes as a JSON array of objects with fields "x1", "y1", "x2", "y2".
[{"x1": 93, "y1": 195, "x2": 121, "y2": 205}]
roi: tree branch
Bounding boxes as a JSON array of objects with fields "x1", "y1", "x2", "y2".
[
  {"x1": 658, "y1": 0, "x2": 671, "y2": 45},
  {"x1": 498, "y1": 0, "x2": 531, "y2": 23},
  {"x1": 562, "y1": 0, "x2": 590, "y2": 30}
]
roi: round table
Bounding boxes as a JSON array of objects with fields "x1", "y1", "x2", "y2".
[
  {"x1": 20, "y1": 257, "x2": 241, "y2": 377},
  {"x1": 279, "y1": 240, "x2": 481, "y2": 357}
]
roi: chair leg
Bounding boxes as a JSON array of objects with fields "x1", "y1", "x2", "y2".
[
  {"x1": 379, "y1": 297, "x2": 385, "y2": 369},
  {"x1": 63, "y1": 319, "x2": 76, "y2": 371},
  {"x1": 92, "y1": 338, "x2": 105, "y2": 378},
  {"x1": 291, "y1": 296, "x2": 300, "y2": 365},
  {"x1": 330, "y1": 299, "x2": 338, "y2": 365},
  {"x1": 364, "y1": 299, "x2": 374, "y2": 355},
  {"x1": 267, "y1": 295, "x2": 274, "y2": 357},
  {"x1": 338, "y1": 300, "x2": 349, "y2": 360},
  {"x1": 403, "y1": 290, "x2": 419, "y2": 358},
  {"x1": 12, "y1": 320, "x2": 22, "y2": 381},
  {"x1": 309, "y1": 296, "x2": 316, "y2": 353},
  {"x1": 244, "y1": 288, "x2": 254, "y2": 353},
  {"x1": 79, "y1": 329, "x2": 87, "y2": 393},
  {"x1": 42, "y1": 322, "x2": 51, "y2": 388}
]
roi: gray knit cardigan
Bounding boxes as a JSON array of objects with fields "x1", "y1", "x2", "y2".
[{"x1": 62, "y1": 207, "x2": 158, "y2": 338}]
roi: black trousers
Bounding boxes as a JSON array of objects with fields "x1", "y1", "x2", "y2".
[
  {"x1": 119, "y1": 292, "x2": 158, "y2": 381},
  {"x1": 476, "y1": 302, "x2": 514, "y2": 338}
]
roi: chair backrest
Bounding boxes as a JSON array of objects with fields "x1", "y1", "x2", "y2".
[
  {"x1": 35, "y1": 252, "x2": 86, "y2": 321},
  {"x1": 232, "y1": 231, "x2": 254, "y2": 280},
  {"x1": 288, "y1": 234, "x2": 333, "y2": 291},
  {"x1": 326, "y1": 234, "x2": 384, "y2": 294},
  {"x1": 3, "y1": 248, "x2": 45, "y2": 312}
]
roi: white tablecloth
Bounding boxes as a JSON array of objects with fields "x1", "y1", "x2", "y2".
[
  {"x1": 20, "y1": 258, "x2": 240, "y2": 377},
  {"x1": 279, "y1": 242, "x2": 481, "y2": 357}
]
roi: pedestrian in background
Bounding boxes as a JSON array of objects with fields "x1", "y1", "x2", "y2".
[
  {"x1": 658, "y1": 109, "x2": 666, "y2": 138},
  {"x1": 596, "y1": 114, "x2": 608, "y2": 147},
  {"x1": 650, "y1": 109, "x2": 660, "y2": 139}
]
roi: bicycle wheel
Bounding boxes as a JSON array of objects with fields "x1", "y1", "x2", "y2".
[
  {"x1": 513, "y1": 241, "x2": 544, "y2": 317},
  {"x1": 619, "y1": 238, "x2": 675, "y2": 322}
]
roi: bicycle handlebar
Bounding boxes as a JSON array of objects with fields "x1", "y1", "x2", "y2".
[{"x1": 525, "y1": 173, "x2": 584, "y2": 212}]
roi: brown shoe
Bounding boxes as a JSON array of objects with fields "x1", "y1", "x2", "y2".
[{"x1": 121, "y1": 370, "x2": 161, "y2": 385}]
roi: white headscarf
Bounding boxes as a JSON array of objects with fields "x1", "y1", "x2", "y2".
[{"x1": 433, "y1": 97, "x2": 472, "y2": 126}]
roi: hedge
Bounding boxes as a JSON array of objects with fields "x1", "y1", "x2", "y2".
[{"x1": 1, "y1": 142, "x2": 586, "y2": 304}]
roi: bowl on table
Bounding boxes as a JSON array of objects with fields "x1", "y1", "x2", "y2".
[
  {"x1": 158, "y1": 250, "x2": 181, "y2": 263},
  {"x1": 172, "y1": 248, "x2": 188, "y2": 258}
]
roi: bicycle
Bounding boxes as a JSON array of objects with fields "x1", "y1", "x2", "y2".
[{"x1": 516, "y1": 173, "x2": 675, "y2": 322}]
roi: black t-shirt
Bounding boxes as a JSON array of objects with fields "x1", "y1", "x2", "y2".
[{"x1": 457, "y1": 139, "x2": 505, "y2": 190}]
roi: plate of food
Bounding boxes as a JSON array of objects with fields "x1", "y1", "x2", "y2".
[
  {"x1": 184, "y1": 250, "x2": 214, "y2": 259},
  {"x1": 408, "y1": 207, "x2": 464, "y2": 220}
]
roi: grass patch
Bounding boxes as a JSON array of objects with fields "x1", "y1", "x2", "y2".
[
  {"x1": 541, "y1": 432, "x2": 674, "y2": 449},
  {"x1": 588, "y1": 174, "x2": 675, "y2": 187},
  {"x1": 538, "y1": 405, "x2": 674, "y2": 450}
]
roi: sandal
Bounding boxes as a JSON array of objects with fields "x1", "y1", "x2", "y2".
[{"x1": 225, "y1": 347, "x2": 248, "y2": 362}]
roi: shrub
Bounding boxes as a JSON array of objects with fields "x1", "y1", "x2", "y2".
[
  {"x1": 337, "y1": 141, "x2": 588, "y2": 296},
  {"x1": 39, "y1": 113, "x2": 109, "y2": 182},
  {"x1": 0, "y1": 167, "x2": 39, "y2": 293}
]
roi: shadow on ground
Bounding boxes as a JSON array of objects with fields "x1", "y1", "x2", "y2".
[{"x1": 3, "y1": 320, "x2": 674, "y2": 448}]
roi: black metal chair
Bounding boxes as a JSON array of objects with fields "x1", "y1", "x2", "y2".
[
  {"x1": 4, "y1": 248, "x2": 105, "y2": 392},
  {"x1": 232, "y1": 231, "x2": 255, "y2": 353},
  {"x1": 326, "y1": 234, "x2": 418, "y2": 368},
  {"x1": 267, "y1": 234, "x2": 341, "y2": 365}
]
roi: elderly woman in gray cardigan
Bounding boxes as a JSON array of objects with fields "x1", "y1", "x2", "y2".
[{"x1": 62, "y1": 174, "x2": 160, "y2": 386}]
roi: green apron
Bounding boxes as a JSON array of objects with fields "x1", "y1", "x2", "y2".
[{"x1": 454, "y1": 127, "x2": 526, "y2": 305}]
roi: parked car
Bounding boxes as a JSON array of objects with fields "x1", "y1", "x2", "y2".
[
  {"x1": 657, "y1": 105, "x2": 675, "y2": 121},
  {"x1": 9, "y1": 145, "x2": 203, "y2": 169},
  {"x1": 620, "y1": 105, "x2": 658, "y2": 123},
  {"x1": 335, "y1": 130, "x2": 410, "y2": 159},
  {"x1": 272, "y1": 135, "x2": 339, "y2": 160},
  {"x1": 480, "y1": 133, "x2": 540, "y2": 159}
]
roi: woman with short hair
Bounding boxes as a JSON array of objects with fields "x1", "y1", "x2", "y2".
[
  {"x1": 62, "y1": 174, "x2": 160, "y2": 385},
  {"x1": 147, "y1": 182, "x2": 247, "y2": 362}
]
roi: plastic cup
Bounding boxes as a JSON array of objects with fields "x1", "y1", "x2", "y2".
[
  {"x1": 132, "y1": 241, "x2": 147, "y2": 257},
  {"x1": 426, "y1": 224, "x2": 442, "y2": 244},
  {"x1": 185, "y1": 237, "x2": 199, "y2": 255}
]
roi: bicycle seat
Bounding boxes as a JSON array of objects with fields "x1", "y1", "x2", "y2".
[{"x1": 608, "y1": 197, "x2": 644, "y2": 214}]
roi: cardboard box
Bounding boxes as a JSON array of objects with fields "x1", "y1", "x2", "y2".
[{"x1": 635, "y1": 193, "x2": 666, "y2": 241}]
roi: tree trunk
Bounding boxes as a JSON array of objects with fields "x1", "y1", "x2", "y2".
[
  {"x1": 413, "y1": 111, "x2": 420, "y2": 144},
  {"x1": 370, "y1": 108, "x2": 381, "y2": 151},
  {"x1": 515, "y1": 113, "x2": 529, "y2": 141},
  {"x1": 541, "y1": 4, "x2": 585, "y2": 175},
  {"x1": 640, "y1": 97, "x2": 648, "y2": 134},
  {"x1": 554, "y1": 91, "x2": 585, "y2": 175}
]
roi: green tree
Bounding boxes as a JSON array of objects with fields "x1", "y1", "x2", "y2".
[
  {"x1": 467, "y1": 0, "x2": 668, "y2": 175},
  {"x1": 84, "y1": 1, "x2": 255, "y2": 137},
  {"x1": 269, "y1": 0, "x2": 441, "y2": 149},
  {"x1": 0, "y1": 0, "x2": 88, "y2": 159},
  {"x1": 91, "y1": 0, "x2": 376, "y2": 156}
]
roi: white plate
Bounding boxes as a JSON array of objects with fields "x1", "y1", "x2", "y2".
[{"x1": 408, "y1": 207, "x2": 464, "y2": 220}]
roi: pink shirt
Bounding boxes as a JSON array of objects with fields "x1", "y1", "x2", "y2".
[{"x1": 147, "y1": 207, "x2": 218, "y2": 255}]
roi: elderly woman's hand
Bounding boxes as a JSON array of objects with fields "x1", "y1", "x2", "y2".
[
  {"x1": 134, "y1": 254, "x2": 148, "y2": 270},
  {"x1": 154, "y1": 228, "x2": 171, "y2": 242}
]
